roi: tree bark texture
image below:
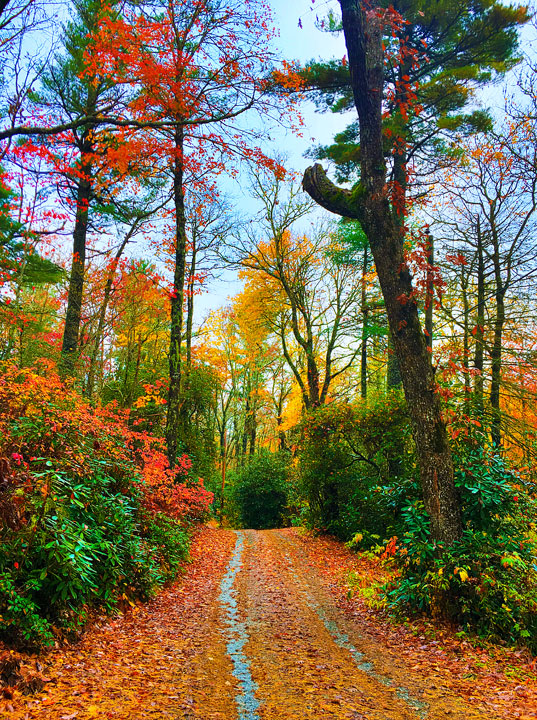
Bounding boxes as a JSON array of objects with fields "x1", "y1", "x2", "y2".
[
  {"x1": 473, "y1": 219, "x2": 485, "y2": 417},
  {"x1": 360, "y1": 245, "x2": 368, "y2": 400},
  {"x1": 303, "y1": 0, "x2": 462, "y2": 546},
  {"x1": 425, "y1": 232, "x2": 434, "y2": 350},
  {"x1": 386, "y1": 332, "x2": 402, "y2": 389},
  {"x1": 490, "y1": 229, "x2": 505, "y2": 448},
  {"x1": 186, "y1": 244, "x2": 196, "y2": 371},
  {"x1": 60, "y1": 165, "x2": 92, "y2": 378},
  {"x1": 165, "y1": 127, "x2": 187, "y2": 467},
  {"x1": 461, "y1": 266, "x2": 471, "y2": 415}
]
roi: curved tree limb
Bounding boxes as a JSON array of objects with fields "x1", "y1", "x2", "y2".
[{"x1": 302, "y1": 163, "x2": 364, "y2": 222}]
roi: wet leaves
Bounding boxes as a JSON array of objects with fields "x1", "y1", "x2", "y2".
[
  {"x1": 0, "y1": 527, "x2": 237, "y2": 719},
  {"x1": 288, "y1": 528, "x2": 537, "y2": 720},
  {"x1": 2, "y1": 527, "x2": 536, "y2": 720}
]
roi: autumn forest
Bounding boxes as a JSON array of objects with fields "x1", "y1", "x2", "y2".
[{"x1": 1, "y1": 0, "x2": 537, "y2": 717}]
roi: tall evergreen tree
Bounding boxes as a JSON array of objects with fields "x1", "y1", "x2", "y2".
[
  {"x1": 303, "y1": 0, "x2": 527, "y2": 184},
  {"x1": 303, "y1": 0, "x2": 528, "y2": 548},
  {"x1": 34, "y1": 0, "x2": 124, "y2": 378}
]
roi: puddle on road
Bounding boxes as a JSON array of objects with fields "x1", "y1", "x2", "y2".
[{"x1": 219, "y1": 531, "x2": 261, "y2": 720}]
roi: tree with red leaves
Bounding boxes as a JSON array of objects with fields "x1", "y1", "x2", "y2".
[{"x1": 91, "y1": 0, "x2": 298, "y2": 466}]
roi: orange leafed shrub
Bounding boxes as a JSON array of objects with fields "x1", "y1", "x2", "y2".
[
  {"x1": 0, "y1": 362, "x2": 213, "y2": 524},
  {"x1": 140, "y1": 451, "x2": 213, "y2": 522}
]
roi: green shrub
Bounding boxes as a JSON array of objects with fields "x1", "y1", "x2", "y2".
[
  {"x1": 0, "y1": 463, "x2": 191, "y2": 648},
  {"x1": 0, "y1": 572, "x2": 55, "y2": 647},
  {"x1": 142, "y1": 512, "x2": 190, "y2": 583},
  {"x1": 387, "y1": 447, "x2": 537, "y2": 650},
  {"x1": 0, "y1": 365, "x2": 195, "y2": 649},
  {"x1": 227, "y1": 451, "x2": 290, "y2": 529},
  {"x1": 296, "y1": 395, "x2": 417, "y2": 539}
]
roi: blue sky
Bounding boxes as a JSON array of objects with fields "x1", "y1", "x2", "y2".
[
  {"x1": 194, "y1": 0, "x2": 352, "y2": 317},
  {"x1": 270, "y1": 0, "x2": 349, "y2": 172},
  {"x1": 195, "y1": 0, "x2": 537, "y2": 319}
]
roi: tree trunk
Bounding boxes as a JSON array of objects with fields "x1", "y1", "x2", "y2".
[
  {"x1": 186, "y1": 244, "x2": 196, "y2": 371},
  {"x1": 304, "y1": 168, "x2": 464, "y2": 548},
  {"x1": 133, "y1": 334, "x2": 142, "y2": 392},
  {"x1": 242, "y1": 394, "x2": 250, "y2": 458},
  {"x1": 461, "y1": 266, "x2": 471, "y2": 416},
  {"x1": 303, "y1": 0, "x2": 462, "y2": 547},
  {"x1": 220, "y1": 427, "x2": 227, "y2": 525},
  {"x1": 122, "y1": 331, "x2": 134, "y2": 403},
  {"x1": 425, "y1": 232, "x2": 434, "y2": 351},
  {"x1": 165, "y1": 126, "x2": 187, "y2": 467},
  {"x1": 360, "y1": 244, "x2": 368, "y2": 400},
  {"x1": 177, "y1": 234, "x2": 197, "y2": 442},
  {"x1": 490, "y1": 243, "x2": 505, "y2": 448},
  {"x1": 306, "y1": 351, "x2": 321, "y2": 407},
  {"x1": 85, "y1": 272, "x2": 112, "y2": 400},
  {"x1": 59, "y1": 166, "x2": 92, "y2": 378},
  {"x1": 474, "y1": 219, "x2": 485, "y2": 417},
  {"x1": 369, "y1": 200, "x2": 462, "y2": 546},
  {"x1": 387, "y1": 332, "x2": 402, "y2": 389},
  {"x1": 276, "y1": 399, "x2": 286, "y2": 451},
  {"x1": 249, "y1": 408, "x2": 256, "y2": 455}
]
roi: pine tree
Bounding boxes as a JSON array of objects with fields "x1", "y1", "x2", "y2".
[
  {"x1": 302, "y1": 0, "x2": 528, "y2": 548},
  {"x1": 33, "y1": 0, "x2": 125, "y2": 378},
  {"x1": 303, "y1": 0, "x2": 527, "y2": 184}
]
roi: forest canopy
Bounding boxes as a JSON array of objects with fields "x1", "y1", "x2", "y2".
[{"x1": 0, "y1": 0, "x2": 537, "y2": 657}]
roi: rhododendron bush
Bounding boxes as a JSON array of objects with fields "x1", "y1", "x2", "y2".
[{"x1": 0, "y1": 363, "x2": 213, "y2": 648}]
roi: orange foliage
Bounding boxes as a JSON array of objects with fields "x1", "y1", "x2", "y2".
[
  {"x1": 140, "y1": 451, "x2": 212, "y2": 522},
  {"x1": 0, "y1": 363, "x2": 212, "y2": 523},
  {"x1": 83, "y1": 0, "x2": 294, "y2": 191}
]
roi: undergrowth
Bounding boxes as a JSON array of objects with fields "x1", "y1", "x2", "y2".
[{"x1": 0, "y1": 364, "x2": 212, "y2": 649}]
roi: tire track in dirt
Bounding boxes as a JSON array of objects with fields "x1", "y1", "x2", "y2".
[
  {"x1": 229, "y1": 529, "x2": 495, "y2": 720},
  {"x1": 4, "y1": 528, "x2": 504, "y2": 719},
  {"x1": 236, "y1": 530, "x2": 416, "y2": 720},
  {"x1": 219, "y1": 531, "x2": 261, "y2": 720}
]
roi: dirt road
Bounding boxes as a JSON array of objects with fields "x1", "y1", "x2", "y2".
[
  {"x1": 222, "y1": 530, "x2": 490, "y2": 720},
  {"x1": 4, "y1": 528, "x2": 506, "y2": 719}
]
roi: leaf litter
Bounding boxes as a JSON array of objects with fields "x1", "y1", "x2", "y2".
[
  {"x1": 282, "y1": 528, "x2": 537, "y2": 720},
  {"x1": 2, "y1": 526, "x2": 536, "y2": 720},
  {"x1": 1, "y1": 527, "x2": 238, "y2": 719}
]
